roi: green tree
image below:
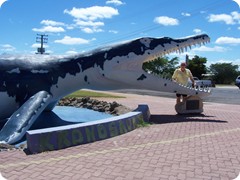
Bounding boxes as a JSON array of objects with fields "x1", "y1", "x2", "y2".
[
  {"x1": 142, "y1": 56, "x2": 179, "y2": 78},
  {"x1": 209, "y1": 63, "x2": 239, "y2": 84},
  {"x1": 187, "y1": 55, "x2": 207, "y2": 79}
]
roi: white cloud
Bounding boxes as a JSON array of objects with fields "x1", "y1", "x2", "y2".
[
  {"x1": 154, "y1": 16, "x2": 179, "y2": 26},
  {"x1": 64, "y1": 6, "x2": 118, "y2": 34},
  {"x1": 74, "y1": 19, "x2": 104, "y2": 27},
  {"x1": 211, "y1": 59, "x2": 240, "y2": 66},
  {"x1": 208, "y1": 14, "x2": 235, "y2": 24},
  {"x1": 74, "y1": 20, "x2": 104, "y2": 33},
  {"x1": 41, "y1": 20, "x2": 65, "y2": 26},
  {"x1": 106, "y1": 0, "x2": 125, "y2": 6},
  {"x1": 81, "y1": 27, "x2": 104, "y2": 33},
  {"x1": 181, "y1": 12, "x2": 191, "y2": 17},
  {"x1": 66, "y1": 50, "x2": 78, "y2": 55},
  {"x1": 0, "y1": 44, "x2": 16, "y2": 51},
  {"x1": 109, "y1": 30, "x2": 118, "y2": 34},
  {"x1": 64, "y1": 6, "x2": 119, "y2": 21},
  {"x1": 193, "y1": 28, "x2": 203, "y2": 34},
  {"x1": 192, "y1": 45, "x2": 227, "y2": 52},
  {"x1": 32, "y1": 26, "x2": 65, "y2": 33},
  {"x1": 207, "y1": 11, "x2": 240, "y2": 25},
  {"x1": 231, "y1": 11, "x2": 240, "y2": 21},
  {"x1": 54, "y1": 36, "x2": 90, "y2": 45},
  {"x1": 81, "y1": 27, "x2": 95, "y2": 33},
  {"x1": 215, "y1": 37, "x2": 240, "y2": 45}
]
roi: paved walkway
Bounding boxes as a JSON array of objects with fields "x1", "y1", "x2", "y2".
[{"x1": 0, "y1": 93, "x2": 240, "y2": 180}]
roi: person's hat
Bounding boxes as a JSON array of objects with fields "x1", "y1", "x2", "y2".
[{"x1": 180, "y1": 62, "x2": 186, "y2": 66}]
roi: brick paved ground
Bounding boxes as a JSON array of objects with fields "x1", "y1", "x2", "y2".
[{"x1": 0, "y1": 93, "x2": 240, "y2": 180}]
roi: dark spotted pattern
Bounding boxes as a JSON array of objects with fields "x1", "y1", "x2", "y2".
[{"x1": 0, "y1": 34, "x2": 209, "y2": 104}]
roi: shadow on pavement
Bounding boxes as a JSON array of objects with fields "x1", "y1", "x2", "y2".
[{"x1": 150, "y1": 114, "x2": 228, "y2": 124}]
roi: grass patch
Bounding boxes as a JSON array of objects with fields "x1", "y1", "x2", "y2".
[
  {"x1": 137, "y1": 118, "x2": 150, "y2": 128},
  {"x1": 66, "y1": 90, "x2": 125, "y2": 98}
]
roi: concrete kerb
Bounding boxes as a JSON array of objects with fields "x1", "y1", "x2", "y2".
[{"x1": 26, "y1": 104, "x2": 150, "y2": 154}]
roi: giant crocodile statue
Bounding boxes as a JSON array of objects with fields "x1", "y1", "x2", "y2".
[{"x1": 0, "y1": 34, "x2": 210, "y2": 144}]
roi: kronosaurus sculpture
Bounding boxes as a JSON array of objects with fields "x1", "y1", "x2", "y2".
[{"x1": 0, "y1": 34, "x2": 210, "y2": 144}]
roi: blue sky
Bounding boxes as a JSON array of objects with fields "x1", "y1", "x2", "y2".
[{"x1": 0, "y1": 0, "x2": 239, "y2": 67}]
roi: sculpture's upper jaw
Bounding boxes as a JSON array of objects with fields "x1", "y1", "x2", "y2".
[
  {"x1": 147, "y1": 34, "x2": 210, "y2": 60},
  {"x1": 103, "y1": 34, "x2": 210, "y2": 84}
]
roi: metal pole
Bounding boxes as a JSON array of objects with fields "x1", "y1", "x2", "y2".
[{"x1": 36, "y1": 34, "x2": 48, "y2": 55}]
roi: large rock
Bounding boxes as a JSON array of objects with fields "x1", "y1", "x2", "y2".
[{"x1": 58, "y1": 97, "x2": 132, "y2": 115}]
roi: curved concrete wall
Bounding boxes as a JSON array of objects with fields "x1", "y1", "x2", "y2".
[{"x1": 26, "y1": 104, "x2": 150, "y2": 154}]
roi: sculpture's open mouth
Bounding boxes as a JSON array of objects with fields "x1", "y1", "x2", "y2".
[
  {"x1": 111, "y1": 34, "x2": 211, "y2": 82},
  {"x1": 140, "y1": 34, "x2": 210, "y2": 73}
]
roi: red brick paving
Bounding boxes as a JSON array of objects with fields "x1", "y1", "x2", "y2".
[{"x1": 0, "y1": 93, "x2": 240, "y2": 180}]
